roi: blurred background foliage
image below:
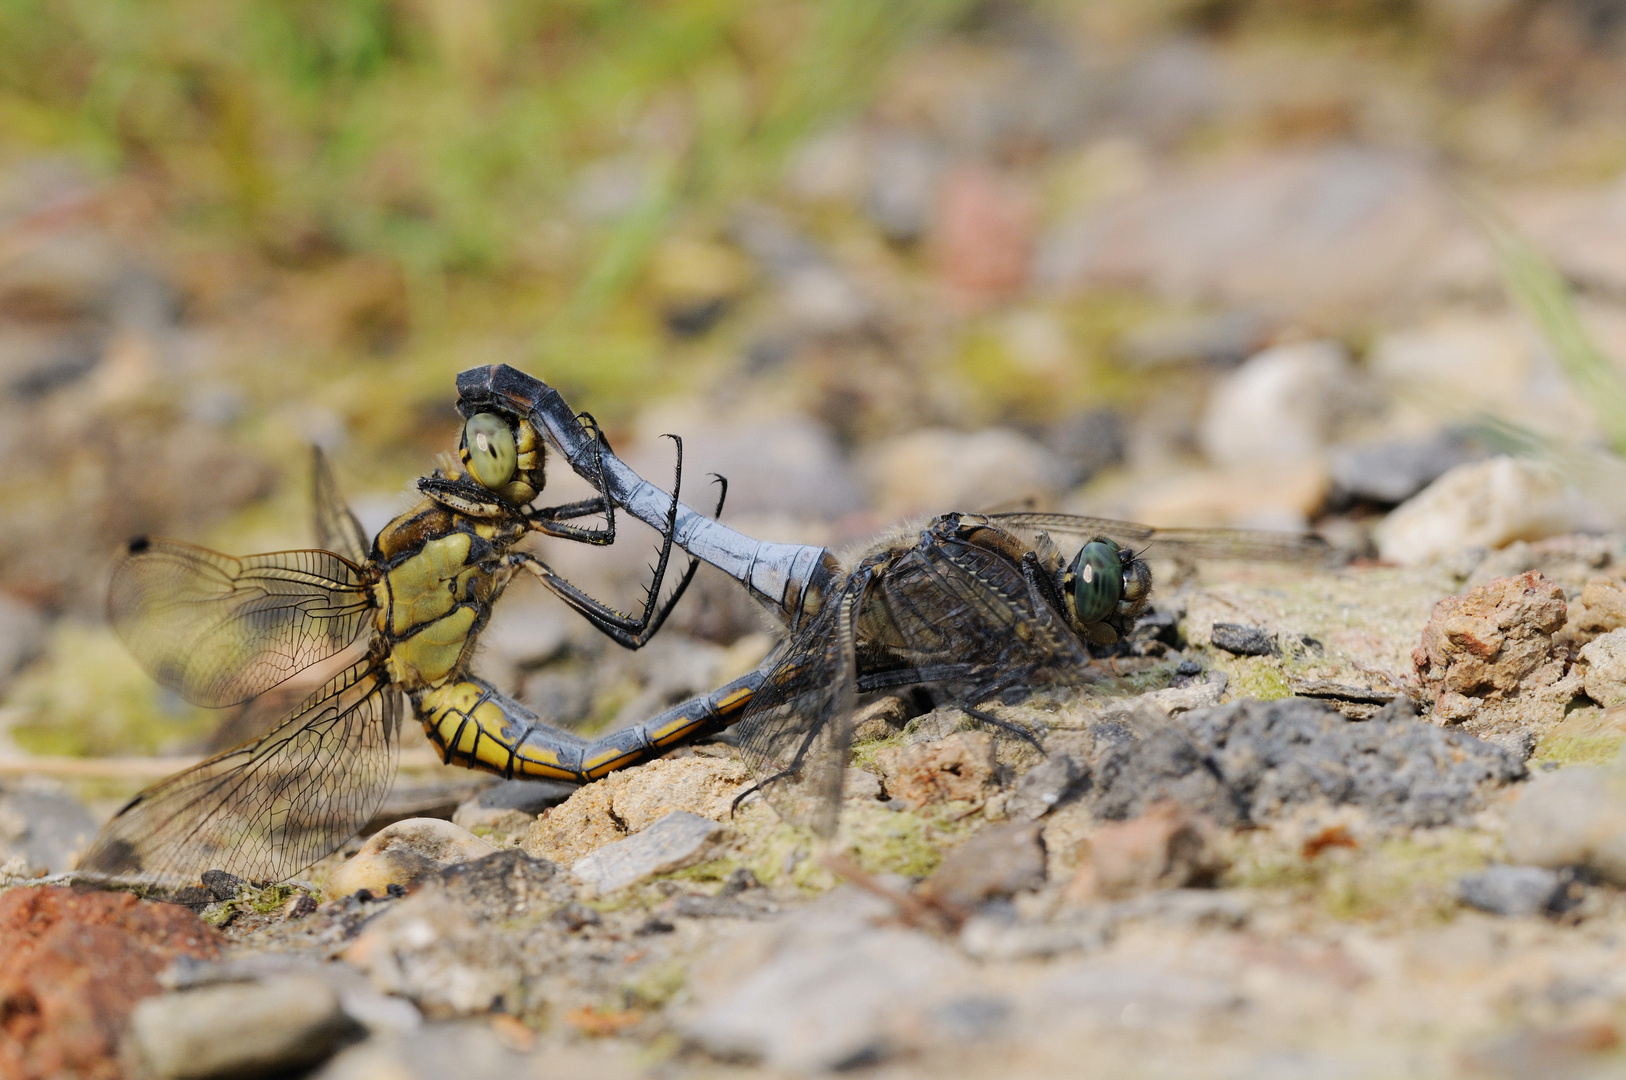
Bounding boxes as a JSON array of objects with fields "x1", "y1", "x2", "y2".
[
  {"x1": 0, "y1": 0, "x2": 975, "y2": 414},
  {"x1": 12, "y1": 0, "x2": 1626, "y2": 756}
]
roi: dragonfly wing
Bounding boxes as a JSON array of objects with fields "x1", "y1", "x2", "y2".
[
  {"x1": 887, "y1": 533, "x2": 1090, "y2": 673},
  {"x1": 988, "y1": 512, "x2": 1326, "y2": 562},
  {"x1": 108, "y1": 539, "x2": 372, "y2": 708},
  {"x1": 313, "y1": 447, "x2": 372, "y2": 566},
  {"x1": 78, "y1": 658, "x2": 401, "y2": 891},
  {"x1": 732, "y1": 574, "x2": 867, "y2": 837}
]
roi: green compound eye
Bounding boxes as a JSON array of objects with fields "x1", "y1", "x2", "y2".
[
  {"x1": 1071, "y1": 539, "x2": 1123, "y2": 624},
  {"x1": 464, "y1": 413, "x2": 517, "y2": 490}
]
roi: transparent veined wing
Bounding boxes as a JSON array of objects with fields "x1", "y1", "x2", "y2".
[
  {"x1": 312, "y1": 447, "x2": 372, "y2": 566},
  {"x1": 988, "y1": 512, "x2": 1329, "y2": 563},
  {"x1": 732, "y1": 574, "x2": 868, "y2": 838},
  {"x1": 78, "y1": 658, "x2": 401, "y2": 891},
  {"x1": 108, "y1": 539, "x2": 373, "y2": 708}
]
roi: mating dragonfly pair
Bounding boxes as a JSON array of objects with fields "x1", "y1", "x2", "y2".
[{"x1": 80, "y1": 364, "x2": 1325, "y2": 890}]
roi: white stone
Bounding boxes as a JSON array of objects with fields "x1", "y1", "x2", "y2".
[
  {"x1": 1198, "y1": 340, "x2": 1357, "y2": 467},
  {"x1": 1374, "y1": 456, "x2": 1598, "y2": 566},
  {"x1": 570, "y1": 810, "x2": 725, "y2": 894},
  {"x1": 1581, "y1": 629, "x2": 1626, "y2": 708}
]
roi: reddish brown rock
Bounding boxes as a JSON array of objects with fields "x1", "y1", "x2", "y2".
[
  {"x1": 1064, "y1": 801, "x2": 1224, "y2": 903},
  {"x1": 932, "y1": 166, "x2": 1036, "y2": 307},
  {"x1": 0, "y1": 887, "x2": 222, "y2": 1080},
  {"x1": 1412, "y1": 571, "x2": 1572, "y2": 726},
  {"x1": 874, "y1": 732, "x2": 997, "y2": 809}
]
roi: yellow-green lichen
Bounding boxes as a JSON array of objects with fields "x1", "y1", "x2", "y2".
[
  {"x1": 1224, "y1": 827, "x2": 1492, "y2": 924},
  {"x1": 621, "y1": 959, "x2": 686, "y2": 1010}
]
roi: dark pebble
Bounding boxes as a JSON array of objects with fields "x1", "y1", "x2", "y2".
[
  {"x1": 551, "y1": 902, "x2": 602, "y2": 932},
  {"x1": 718, "y1": 867, "x2": 761, "y2": 897},
  {"x1": 1210, "y1": 623, "x2": 1278, "y2": 657},
  {"x1": 200, "y1": 870, "x2": 245, "y2": 902}
]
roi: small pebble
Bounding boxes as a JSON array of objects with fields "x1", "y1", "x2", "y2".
[
  {"x1": 1209, "y1": 623, "x2": 1278, "y2": 657},
  {"x1": 1457, "y1": 865, "x2": 1564, "y2": 917},
  {"x1": 128, "y1": 975, "x2": 360, "y2": 1080},
  {"x1": 326, "y1": 818, "x2": 497, "y2": 898},
  {"x1": 283, "y1": 893, "x2": 318, "y2": 919},
  {"x1": 199, "y1": 870, "x2": 244, "y2": 902},
  {"x1": 551, "y1": 902, "x2": 602, "y2": 931}
]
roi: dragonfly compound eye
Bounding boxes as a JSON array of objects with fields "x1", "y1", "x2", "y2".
[
  {"x1": 1071, "y1": 539, "x2": 1123, "y2": 624},
  {"x1": 463, "y1": 413, "x2": 517, "y2": 490}
]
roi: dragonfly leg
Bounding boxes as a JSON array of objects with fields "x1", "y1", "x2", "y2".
[
  {"x1": 522, "y1": 414, "x2": 621, "y2": 545},
  {"x1": 510, "y1": 469, "x2": 727, "y2": 650},
  {"x1": 1021, "y1": 551, "x2": 1071, "y2": 621}
]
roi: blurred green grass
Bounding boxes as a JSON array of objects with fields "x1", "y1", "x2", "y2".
[{"x1": 0, "y1": 0, "x2": 970, "y2": 418}]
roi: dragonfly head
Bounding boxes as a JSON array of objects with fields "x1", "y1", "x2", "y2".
[
  {"x1": 1066, "y1": 539, "x2": 1124, "y2": 624},
  {"x1": 460, "y1": 412, "x2": 545, "y2": 505},
  {"x1": 1063, "y1": 538, "x2": 1152, "y2": 629}
]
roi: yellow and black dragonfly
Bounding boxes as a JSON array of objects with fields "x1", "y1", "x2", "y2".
[
  {"x1": 459, "y1": 365, "x2": 1329, "y2": 835},
  {"x1": 79, "y1": 408, "x2": 725, "y2": 892}
]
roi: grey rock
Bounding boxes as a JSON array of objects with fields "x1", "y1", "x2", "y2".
[
  {"x1": 345, "y1": 893, "x2": 526, "y2": 1018},
  {"x1": 571, "y1": 811, "x2": 726, "y2": 894},
  {"x1": 864, "y1": 131, "x2": 945, "y2": 243},
  {"x1": 732, "y1": 205, "x2": 870, "y2": 335},
  {"x1": 1117, "y1": 309, "x2": 1265, "y2": 370},
  {"x1": 1143, "y1": 670, "x2": 1229, "y2": 714},
  {"x1": 127, "y1": 975, "x2": 361, "y2": 1080},
  {"x1": 919, "y1": 822, "x2": 1046, "y2": 908},
  {"x1": 927, "y1": 995, "x2": 1013, "y2": 1042},
  {"x1": 160, "y1": 955, "x2": 423, "y2": 1037},
  {"x1": 959, "y1": 889, "x2": 1250, "y2": 963},
  {"x1": 1088, "y1": 698, "x2": 1524, "y2": 827},
  {"x1": 1007, "y1": 754, "x2": 1088, "y2": 820},
  {"x1": 0, "y1": 783, "x2": 97, "y2": 874},
  {"x1": 199, "y1": 869, "x2": 244, "y2": 902},
  {"x1": 434, "y1": 849, "x2": 570, "y2": 920},
  {"x1": 1329, "y1": 430, "x2": 1482, "y2": 506},
  {"x1": 1210, "y1": 623, "x2": 1279, "y2": 657},
  {"x1": 313, "y1": 1023, "x2": 533, "y2": 1080},
  {"x1": 1502, "y1": 767, "x2": 1626, "y2": 884},
  {"x1": 1457, "y1": 866, "x2": 1564, "y2": 917},
  {"x1": 685, "y1": 927, "x2": 968, "y2": 1072}
]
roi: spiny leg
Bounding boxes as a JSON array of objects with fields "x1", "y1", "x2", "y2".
[
  {"x1": 511, "y1": 465, "x2": 729, "y2": 650},
  {"x1": 524, "y1": 412, "x2": 620, "y2": 545},
  {"x1": 950, "y1": 668, "x2": 1047, "y2": 753}
]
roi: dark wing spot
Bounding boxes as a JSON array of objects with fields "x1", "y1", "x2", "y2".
[{"x1": 128, "y1": 536, "x2": 151, "y2": 554}]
